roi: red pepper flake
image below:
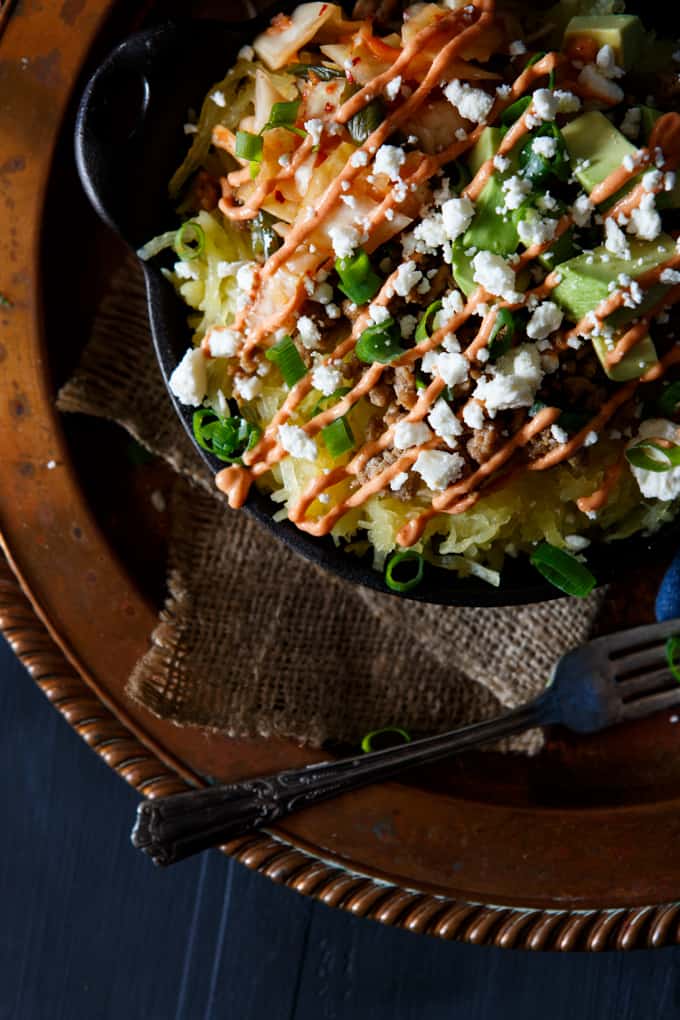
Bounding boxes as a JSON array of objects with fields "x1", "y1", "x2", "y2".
[
  {"x1": 274, "y1": 189, "x2": 285, "y2": 203},
  {"x1": 352, "y1": 56, "x2": 361, "y2": 65},
  {"x1": 324, "y1": 102, "x2": 335, "y2": 113}
]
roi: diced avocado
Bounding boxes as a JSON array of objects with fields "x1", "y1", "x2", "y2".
[
  {"x1": 591, "y1": 333, "x2": 658, "y2": 382},
  {"x1": 467, "y1": 127, "x2": 503, "y2": 178},
  {"x1": 561, "y1": 112, "x2": 636, "y2": 195},
  {"x1": 539, "y1": 226, "x2": 578, "y2": 270},
  {"x1": 563, "y1": 15, "x2": 645, "y2": 70},
  {"x1": 462, "y1": 176, "x2": 522, "y2": 256},
  {"x1": 451, "y1": 243, "x2": 475, "y2": 297},
  {"x1": 552, "y1": 234, "x2": 676, "y2": 321}
]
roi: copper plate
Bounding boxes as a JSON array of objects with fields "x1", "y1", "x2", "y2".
[{"x1": 3, "y1": 0, "x2": 680, "y2": 952}]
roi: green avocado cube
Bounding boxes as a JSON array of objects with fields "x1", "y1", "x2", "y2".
[
  {"x1": 563, "y1": 15, "x2": 645, "y2": 69},
  {"x1": 466, "y1": 127, "x2": 503, "y2": 178},
  {"x1": 561, "y1": 112, "x2": 637, "y2": 196}
]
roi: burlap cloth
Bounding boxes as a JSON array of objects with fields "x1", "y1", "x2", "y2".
[{"x1": 57, "y1": 256, "x2": 605, "y2": 753}]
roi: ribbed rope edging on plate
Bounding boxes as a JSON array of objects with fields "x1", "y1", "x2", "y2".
[{"x1": 2, "y1": 554, "x2": 680, "y2": 951}]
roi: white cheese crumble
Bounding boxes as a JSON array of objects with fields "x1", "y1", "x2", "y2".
[
  {"x1": 627, "y1": 193, "x2": 661, "y2": 242},
  {"x1": 278, "y1": 424, "x2": 317, "y2": 461},
  {"x1": 532, "y1": 88, "x2": 558, "y2": 122},
  {"x1": 349, "y1": 149, "x2": 369, "y2": 168},
  {"x1": 374, "y1": 144, "x2": 406, "y2": 180},
  {"x1": 550, "y1": 424, "x2": 569, "y2": 444},
  {"x1": 628, "y1": 419, "x2": 680, "y2": 500},
  {"x1": 443, "y1": 79, "x2": 494, "y2": 123},
  {"x1": 169, "y1": 348, "x2": 207, "y2": 407},
  {"x1": 577, "y1": 64, "x2": 623, "y2": 104},
  {"x1": 393, "y1": 419, "x2": 432, "y2": 449},
  {"x1": 472, "y1": 343, "x2": 544, "y2": 416},
  {"x1": 526, "y1": 301, "x2": 563, "y2": 340},
  {"x1": 565, "y1": 534, "x2": 590, "y2": 551},
  {"x1": 472, "y1": 250, "x2": 520, "y2": 301},
  {"x1": 233, "y1": 374, "x2": 262, "y2": 401},
  {"x1": 604, "y1": 217, "x2": 631, "y2": 258},
  {"x1": 435, "y1": 352, "x2": 469, "y2": 387},
  {"x1": 532, "y1": 136, "x2": 558, "y2": 159},
  {"x1": 462, "y1": 400, "x2": 485, "y2": 429},
  {"x1": 554, "y1": 90, "x2": 581, "y2": 113},
  {"x1": 509, "y1": 39, "x2": 527, "y2": 56},
  {"x1": 441, "y1": 196, "x2": 475, "y2": 240},
  {"x1": 390, "y1": 471, "x2": 409, "y2": 491},
  {"x1": 328, "y1": 223, "x2": 362, "y2": 258},
  {"x1": 493, "y1": 153, "x2": 510, "y2": 173},
  {"x1": 304, "y1": 118, "x2": 323, "y2": 146},
  {"x1": 393, "y1": 260, "x2": 423, "y2": 297},
  {"x1": 413, "y1": 449, "x2": 464, "y2": 491},
  {"x1": 207, "y1": 326, "x2": 241, "y2": 357},
  {"x1": 400, "y1": 314, "x2": 418, "y2": 338},
  {"x1": 620, "y1": 107, "x2": 641, "y2": 139},
  {"x1": 428, "y1": 399, "x2": 463, "y2": 446},
  {"x1": 595, "y1": 44, "x2": 623, "y2": 79},
  {"x1": 502, "y1": 175, "x2": 532, "y2": 210},
  {"x1": 384, "y1": 75, "x2": 402, "y2": 101},
  {"x1": 660, "y1": 268, "x2": 680, "y2": 285},
  {"x1": 517, "y1": 214, "x2": 557, "y2": 248},
  {"x1": 642, "y1": 169, "x2": 663, "y2": 192},
  {"x1": 312, "y1": 363, "x2": 343, "y2": 396},
  {"x1": 297, "y1": 315, "x2": 321, "y2": 349},
  {"x1": 368, "y1": 303, "x2": 391, "y2": 324},
  {"x1": 174, "y1": 260, "x2": 199, "y2": 281},
  {"x1": 571, "y1": 193, "x2": 593, "y2": 227},
  {"x1": 211, "y1": 90, "x2": 226, "y2": 107}
]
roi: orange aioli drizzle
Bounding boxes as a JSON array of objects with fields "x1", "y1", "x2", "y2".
[
  {"x1": 607, "y1": 284, "x2": 680, "y2": 366},
  {"x1": 219, "y1": 135, "x2": 315, "y2": 221},
  {"x1": 212, "y1": 6, "x2": 680, "y2": 545},
  {"x1": 576, "y1": 458, "x2": 624, "y2": 514}
]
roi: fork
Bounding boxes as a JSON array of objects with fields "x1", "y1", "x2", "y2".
[{"x1": 132, "y1": 618, "x2": 680, "y2": 866}]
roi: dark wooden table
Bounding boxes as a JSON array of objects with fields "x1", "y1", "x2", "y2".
[{"x1": 3, "y1": 633, "x2": 680, "y2": 1020}]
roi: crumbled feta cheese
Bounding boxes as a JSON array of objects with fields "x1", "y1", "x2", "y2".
[
  {"x1": 441, "y1": 290, "x2": 465, "y2": 320},
  {"x1": 443, "y1": 79, "x2": 494, "y2": 123},
  {"x1": 183, "y1": 123, "x2": 198, "y2": 135},
  {"x1": 472, "y1": 250, "x2": 520, "y2": 301},
  {"x1": 551, "y1": 424, "x2": 569, "y2": 444},
  {"x1": 328, "y1": 224, "x2": 362, "y2": 259},
  {"x1": 393, "y1": 260, "x2": 423, "y2": 297},
  {"x1": 660, "y1": 268, "x2": 680, "y2": 285},
  {"x1": 493, "y1": 153, "x2": 510, "y2": 173},
  {"x1": 620, "y1": 107, "x2": 641, "y2": 139},
  {"x1": 236, "y1": 262, "x2": 257, "y2": 294},
  {"x1": 349, "y1": 149, "x2": 369, "y2": 168},
  {"x1": 565, "y1": 534, "x2": 590, "y2": 551},
  {"x1": 393, "y1": 419, "x2": 432, "y2": 449},
  {"x1": 604, "y1": 217, "x2": 630, "y2": 258},
  {"x1": 571, "y1": 193, "x2": 593, "y2": 227},
  {"x1": 584, "y1": 430, "x2": 598, "y2": 447},
  {"x1": 532, "y1": 136, "x2": 558, "y2": 160},
  {"x1": 384, "y1": 75, "x2": 402, "y2": 101},
  {"x1": 312, "y1": 282, "x2": 334, "y2": 305},
  {"x1": 554, "y1": 90, "x2": 581, "y2": 113},
  {"x1": 169, "y1": 347, "x2": 207, "y2": 407},
  {"x1": 627, "y1": 193, "x2": 661, "y2": 241},
  {"x1": 368, "y1": 303, "x2": 391, "y2": 325},
  {"x1": 211, "y1": 90, "x2": 226, "y2": 107},
  {"x1": 207, "y1": 326, "x2": 241, "y2": 357},
  {"x1": 304, "y1": 118, "x2": 323, "y2": 146},
  {"x1": 312, "y1": 363, "x2": 343, "y2": 396},
  {"x1": 374, "y1": 144, "x2": 405, "y2": 180},
  {"x1": 441, "y1": 196, "x2": 475, "y2": 240},
  {"x1": 577, "y1": 64, "x2": 623, "y2": 104},
  {"x1": 526, "y1": 301, "x2": 563, "y2": 340},
  {"x1": 628, "y1": 419, "x2": 680, "y2": 499},
  {"x1": 472, "y1": 343, "x2": 543, "y2": 416},
  {"x1": 595, "y1": 44, "x2": 623, "y2": 79},
  {"x1": 428, "y1": 398, "x2": 463, "y2": 446},
  {"x1": 400, "y1": 314, "x2": 418, "y2": 339},
  {"x1": 278, "y1": 424, "x2": 317, "y2": 461},
  {"x1": 517, "y1": 214, "x2": 557, "y2": 248},
  {"x1": 390, "y1": 471, "x2": 409, "y2": 491},
  {"x1": 533, "y1": 88, "x2": 558, "y2": 122},
  {"x1": 326, "y1": 303, "x2": 340, "y2": 319},
  {"x1": 410, "y1": 211, "x2": 446, "y2": 253},
  {"x1": 462, "y1": 400, "x2": 485, "y2": 430},
  {"x1": 174, "y1": 260, "x2": 199, "y2": 281},
  {"x1": 642, "y1": 169, "x2": 663, "y2": 192},
  {"x1": 297, "y1": 315, "x2": 321, "y2": 349},
  {"x1": 509, "y1": 39, "x2": 527, "y2": 56},
  {"x1": 502, "y1": 174, "x2": 532, "y2": 210},
  {"x1": 665, "y1": 172, "x2": 677, "y2": 192},
  {"x1": 233, "y1": 374, "x2": 262, "y2": 401},
  {"x1": 435, "y1": 352, "x2": 469, "y2": 387},
  {"x1": 413, "y1": 449, "x2": 464, "y2": 490}
]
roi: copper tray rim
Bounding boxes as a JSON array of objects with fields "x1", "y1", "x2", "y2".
[{"x1": 3, "y1": 0, "x2": 680, "y2": 952}]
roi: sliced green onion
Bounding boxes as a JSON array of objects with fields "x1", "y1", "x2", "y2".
[
  {"x1": 265, "y1": 334, "x2": 307, "y2": 387},
  {"x1": 658, "y1": 381, "x2": 680, "y2": 417},
  {"x1": 192, "y1": 409, "x2": 260, "y2": 463},
  {"x1": 523, "y1": 51, "x2": 547, "y2": 70},
  {"x1": 251, "y1": 210, "x2": 281, "y2": 260},
  {"x1": 235, "y1": 129, "x2": 263, "y2": 161},
  {"x1": 415, "y1": 300, "x2": 443, "y2": 342},
  {"x1": 311, "y1": 386, "x2": 351, "y2": 417},
  {"x1": 174, "y1": 221, "x2": 205, "y2": 261},
  {"x1": 548, "y1": 68, "x2": 555, "y2": 89},
  {"x1": 355, "y1": 318, "x2": 403, "y2": 364},
  {"x1": 347, "y1": 97, "x2": 385, "y2": 144},
  {"x1": 487, "y1": 307, "x2": 516, "y2": 361},
  {"x1": 321, "y1": 416, "x2": 354, "y2": 457},
  {"x1": 361, "y1": 727, "x2": 411, "y2": 752},
  {"x1": 530, "y1": 542, "x2": 596, "y2": 598},
  {"x1": 335, "y1": 248, "x2": 381, "y2": 305},
  {"x1": 501, "y1": 95, "x2": 531, "y2": 129},
  {"x1": 284, "y1": 63, "x2": 345, "y2": 81},
  {"x1": 263, "y1": 99, "x2": 306, "y2": 137},
  {"x1": 625, "y1": 440, "x2": 680, "y2": 473},
  {"x1": 519, "y1": 123, "x2": 569, "y2": 185},
  {"x1": 385, "y1": 549, "x2": 425, "y2": 592},
  {"x1": 666, "y1": 635, "x2": 680, "y2": 683}
]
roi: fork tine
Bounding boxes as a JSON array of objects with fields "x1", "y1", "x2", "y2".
[
  {"x1": 621, "y1": 686, "x2": 680, "y2": 720},
  {"x1": 613, "y1": 644, "x2": 668, "y2": 678},
  {"x1": 617, "y1": 666, "x2": 675, "y2": 697},
  {"x1": 603, "y1": 618, "x2": 680, "y2": 658}
]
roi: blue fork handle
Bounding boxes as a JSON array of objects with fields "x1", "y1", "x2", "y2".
[{"x1": 656, "y1": 549, "x2": 680, "y2": 622}]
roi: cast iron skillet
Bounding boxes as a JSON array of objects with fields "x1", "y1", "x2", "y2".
[{"x1": 74, "y1": 1, "x2": 680, "y2": 607}]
